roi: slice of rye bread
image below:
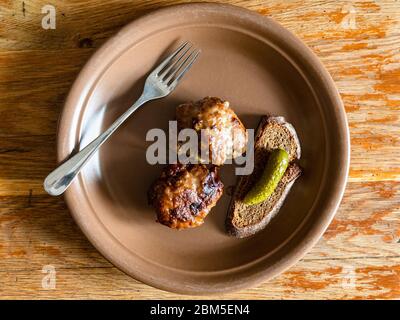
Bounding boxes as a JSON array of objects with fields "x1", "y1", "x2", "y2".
[{"x1": 226, "y1": 116, "x2": 302, "y2": 238}]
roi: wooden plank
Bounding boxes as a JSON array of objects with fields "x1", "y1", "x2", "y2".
[
  {"x1": 0, "y1": 50, "x2": 92, "y2": 137},
  {"x1": 1, "y1": 258, "x2": 400, "y2": 299}
]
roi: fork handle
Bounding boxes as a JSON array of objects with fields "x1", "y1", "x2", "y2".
[{"x1": 44, "y1": 94, "x2": 150, "y2": 196}]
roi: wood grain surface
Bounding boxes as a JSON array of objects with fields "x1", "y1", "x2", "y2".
[{"x1": 0, "y1": 0, "x2": 399, "y2": 299}]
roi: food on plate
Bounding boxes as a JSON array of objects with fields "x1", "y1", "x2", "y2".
[
  {"x1": 226, "y1": 116, "x2": 302, "y2": 238},
  {"x1": 148, "y1": 163, "x2": 223, "y2": 229},
  {"x1": 149, "y1": 96, "x2": 303, "y2": 234},
  {"x1": 243, "y1": 148, "x2": 290, "y2": 205},
  {"x1": 176, "y1": 97, "x2": 247, "y2": 165}
]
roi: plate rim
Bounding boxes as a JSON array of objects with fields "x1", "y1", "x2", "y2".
[{"x1": 57, "y1": 2, "x2": 350, "y2": 295}]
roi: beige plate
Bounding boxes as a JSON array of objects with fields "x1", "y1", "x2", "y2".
[{"x1": 58, "y1": 3, "x2": 350, "y2": 294}]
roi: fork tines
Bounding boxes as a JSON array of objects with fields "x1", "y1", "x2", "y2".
[{"x1": 154, "y1": 42, "x2": 201, "y2": 88}]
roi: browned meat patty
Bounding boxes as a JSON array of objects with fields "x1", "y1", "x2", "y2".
[
  {"x1": 176, "y1": 97, "x2": 248, "y2": 166},
  {"x1": 148, "y1": 164, "x2": 224, "y2": 229}
]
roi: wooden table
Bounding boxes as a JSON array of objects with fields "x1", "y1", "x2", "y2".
[{"x1": 1, "y1": 0, "x2": 399, "y2": 299}]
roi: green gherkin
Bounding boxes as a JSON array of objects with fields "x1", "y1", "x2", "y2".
[{"x1": 243, "y1": 148, "x2": 289, "y2": 206}]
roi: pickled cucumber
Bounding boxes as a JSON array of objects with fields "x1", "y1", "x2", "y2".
[{"x1": 243, "y1": 148, "x2": 289, "y2": 205}]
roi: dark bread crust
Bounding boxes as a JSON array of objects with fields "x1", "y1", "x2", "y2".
[
  {"x1": 226, "y1": 163, "x2": 301, "y2": 238},
  {"x1": 225, "y1": 116, "x2": 302, "y2": 238}
]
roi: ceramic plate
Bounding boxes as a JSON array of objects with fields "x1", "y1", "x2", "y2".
[{"x1": 58, "y1": 3, "x2": 349, "y2": 294}]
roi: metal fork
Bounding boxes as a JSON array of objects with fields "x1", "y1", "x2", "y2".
[{"x1": 44, "y1": 42, "x2": 200, "y2": 196}]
